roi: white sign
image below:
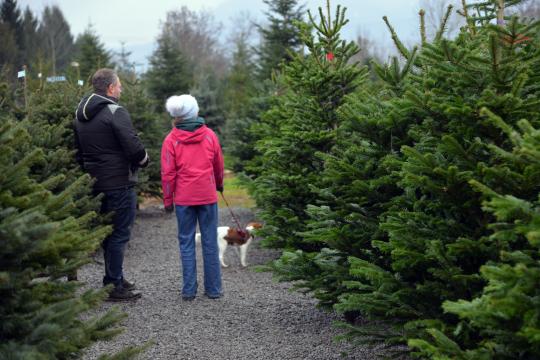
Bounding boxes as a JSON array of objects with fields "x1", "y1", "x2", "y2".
[
  {"x1": 17, "y1": 70, "x2": 26, "y2": 78},
  {"x1": 77, "y1": 80, "x2": 84, "y2": 86},
  {"x1": 46, "y1": 76, "x2": 67, "y2": 83}
]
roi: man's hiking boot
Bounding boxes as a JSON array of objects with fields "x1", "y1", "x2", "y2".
[
  {"x1": 106, "y1": 286, "x2": 141, "y2": 302},
  {"x1": 103, "y1": 279, "x2": 136, "y2": 290},
  {"x1": 122, "y1": 278, "x2": 136, "y2": 291}
]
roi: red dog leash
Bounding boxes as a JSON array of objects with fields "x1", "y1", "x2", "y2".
[{"x1": 220, "y1": 191, "x2": 244, "y2": 230}]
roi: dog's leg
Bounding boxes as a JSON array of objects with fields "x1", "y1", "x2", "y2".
[
  {"x1": 218, "y1": 237, "x2": 229, "y2": 268},
  {"x1": 240, "y1": 238, "x2": 252, "y2": 267}
]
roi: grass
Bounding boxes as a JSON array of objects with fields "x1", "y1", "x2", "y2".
[
  {"x1": 218, "y1": 172, "x2": 255, "y2": 209},
  {"x1": 140, "y1": 170, "x2": 255, "y2": 209}
]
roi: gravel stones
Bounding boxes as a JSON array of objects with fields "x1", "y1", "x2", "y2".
[{"x1": 80, "y1": 206, "x2": 384, "y2": 359}]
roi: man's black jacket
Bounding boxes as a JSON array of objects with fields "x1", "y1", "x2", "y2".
[{"x1": 74, "y1": 93, "x2": 148, "y2": 192}]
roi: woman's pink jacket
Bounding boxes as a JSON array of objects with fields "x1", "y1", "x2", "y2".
[{"x1": 161, "y1": 125, "x2": 224, "y2": 207}]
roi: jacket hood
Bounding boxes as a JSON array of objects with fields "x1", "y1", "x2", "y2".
[
  {"x1": 171, "y1": 124, "x2": 210, "y2": 144},
  {"x1": 76, "y1": 93, "x2": 117, "y2": 122}
]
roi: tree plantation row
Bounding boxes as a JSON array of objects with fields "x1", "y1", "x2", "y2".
[
  {"x1": 1, "y1": 0, "x2": 540, "y2": 359},
  {"x1": 244, "y1": 1, "x2": 540, "y2": 359}
]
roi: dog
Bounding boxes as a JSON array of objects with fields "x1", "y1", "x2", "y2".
[{"x1": 196, "y1": 222, "x2": 262, "y2": 267}]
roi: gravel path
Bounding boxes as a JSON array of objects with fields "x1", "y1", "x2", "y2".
[{"x1": 80, "y1": 206, "x2": 384, "y2": 359}]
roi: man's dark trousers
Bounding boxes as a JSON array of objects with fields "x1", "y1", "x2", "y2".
[{"x1": 100, "y1": 187, "x2": 137, "y2": 287}]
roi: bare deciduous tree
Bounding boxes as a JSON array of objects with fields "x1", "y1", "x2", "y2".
[
  {"x1": 227, "y1": 11, "x2": 257, "y2": 57},
  {"x1": 160, "y1": 6, "x2": 227, "y2": 80},
  {"x1": 513, "y1": 0, "x2": 540, "y2": 20},
  {"x1": 350, "y1": 31, "x2": 386, "y2": 66},
  {"x1": 418, "y1": 0, "x2": 465, "y2": 40}
]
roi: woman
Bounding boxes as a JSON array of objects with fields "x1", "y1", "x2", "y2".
[{"x1": 161, "y1": 94, "x2": 224, "y2": 300}]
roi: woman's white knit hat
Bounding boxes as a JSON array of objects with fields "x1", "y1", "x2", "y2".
[{"x1": 165, "y1": 94, "x2": 199, "y2": 119}]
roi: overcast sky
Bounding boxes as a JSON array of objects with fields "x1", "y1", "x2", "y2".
[{"x1": 18, "y1": 0, "x2": 427, "y2": 71}]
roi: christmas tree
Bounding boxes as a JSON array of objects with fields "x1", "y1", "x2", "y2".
[
  {"x1": 246, "y1": 0, "x2": 540, "y2": 356},
  {"x1": 120, "y1": 76, "x2": 164, "y2": 197},
  {"x1": 256, "y1": 0, "x2": 305, "y2": 81},
  {"x1": 410, "y1": 112, "x2": 540, "y2": 359},
  {"x1": 145, "y1": 34, "x2": 192, "y2": 105},
  {"x1": 221, "y1": 30, "x2": 259, "y2": 173},
  {"x1": 0, "y1": 62, "x2": 154, "y2": 355},
  {"x1": 249, "y1": 1, "x2": 366, "y2": 253},
  {"x1": 272, "y1": 48, "x2": 419, "y2": 311},
  {"x1": 334, "y1": 0, "x2": 540, "y2": 354},
  {"x1": 74, "y1": 25, "x2": 113, "y2": 82},
  {"x1": 0, "y1": 115, "x2": 132, "y2": 358},
  {"x1": 190, "y1": 71, "x2": 226, "y2": 134},
  {"x1": 22, "y1": 81, "x2": 102, "y2": 220}
]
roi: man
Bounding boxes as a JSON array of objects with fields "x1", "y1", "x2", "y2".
[{"x1": 74, "y1": 68, "x2": 148, "y2": 301}]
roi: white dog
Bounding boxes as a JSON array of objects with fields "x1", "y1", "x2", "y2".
[{"x1": 196, "y1": 222, "x2": 262, "y2": 267}]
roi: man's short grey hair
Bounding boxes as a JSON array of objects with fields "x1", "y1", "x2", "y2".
[{"x1": 92, "y1": 68, "x2": 118, "y2": 95}]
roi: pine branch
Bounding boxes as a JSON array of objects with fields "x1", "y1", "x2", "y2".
[
  {"x1": 383, "y1": 16, "x2": 410, "y2": 59},
  {"x1": 419, "y1": 10, "x2": 427, "y2": 46},
  {"x1": 435, "y1": 5, "x2": 454, "y2": 42}
]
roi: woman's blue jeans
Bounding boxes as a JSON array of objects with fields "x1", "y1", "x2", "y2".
[{"x1": 175, "y1": 203, "x2": 222, "y2": 297}]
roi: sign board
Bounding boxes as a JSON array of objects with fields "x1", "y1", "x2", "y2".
[{"x1": 46, "y1": 76, "x2": 67, "y2": 83}]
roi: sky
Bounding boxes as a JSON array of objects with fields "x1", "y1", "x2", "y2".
[{"x1": 18, "y1": 0, "x2": 428, "y2": 72}]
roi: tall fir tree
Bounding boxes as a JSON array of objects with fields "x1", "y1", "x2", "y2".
[
  {"x1": 145, "y1": 35, "x2": 192, "y2": 105},
  {"x1": 256, "y1": 0, "x2": 305, "y2": 81},
  {"x1": 223, "y1": 28, "x2": 256, "y2": 118},
  {"x1": 0, "y1": 21, "x2": 18, "y2": 73},
  {"x1": 249, "y1": 2, "x2": 365, "y2": 253},
  {"x1": 39, "y1": 5, "x2": 74, "y2": 75},
  {"x1": 74, "y1": 25, "x2": 113, "y2": 82},
  {"x1": 235, "y1": 0, "x2": 306, "y2": 177},
  {"x1": 121, "y1": 76, "x2": 164, "y2": 197},
  {"x1": 21, "y1": 6, "x2": 40, "y2": 70},
  {"x1": 116, "y1": 42, "x2": 137, "y2": 81},
  {"x1": 1, "y1": 0, "x2": 21, "y2": 30},
  {"x1": 1, "y1": 0, "x2": 22, "y2": 64},
  {"x1": 222, "y1": 29, "x2": 259, "y2": 172},
  {"x1": 190, "y1": 71, "x2": 225, "y2": 134}
]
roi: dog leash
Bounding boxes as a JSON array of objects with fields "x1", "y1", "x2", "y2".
[{"x1": 220, "y1": 192, "x2": 244, "y2": 230}]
